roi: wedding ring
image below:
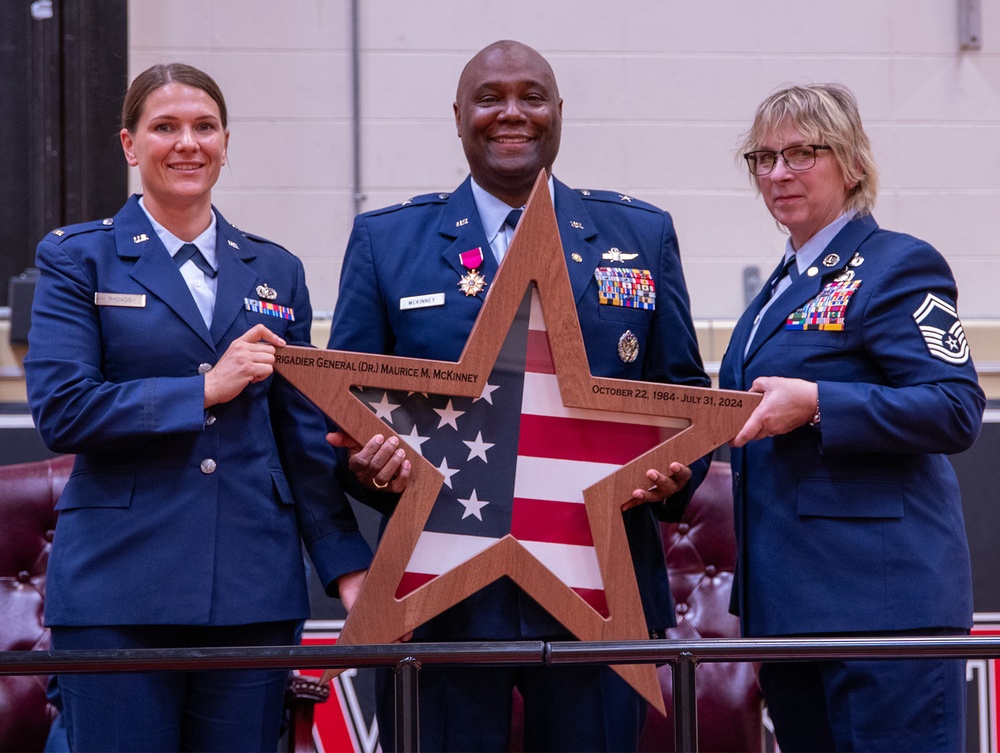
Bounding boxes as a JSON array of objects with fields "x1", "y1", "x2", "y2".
[{"x1": 372, "y1": 478, "x2": 389, "y2": 489}]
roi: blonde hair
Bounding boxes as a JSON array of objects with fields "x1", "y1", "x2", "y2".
[{"x1": 738, "y1": 83, "x2": 879, "y2": 216}]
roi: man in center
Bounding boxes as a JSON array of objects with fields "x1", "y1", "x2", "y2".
[{"x1": 328, "y1": 40, "x2": 709, "y2": 751}]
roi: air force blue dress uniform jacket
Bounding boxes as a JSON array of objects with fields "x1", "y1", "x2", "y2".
[
  {"x1": 720, "y1": 213, "x2": 984, "y2": 639},
  {"x1": 330, "y1": 176, "x2": 710, "y2": 641},
  {"x1": 25, "y1": 194, "x2": 373, "y2": 629},
  {"x1": 329, "y1": 176, "x2": 709, "y2": 750}
]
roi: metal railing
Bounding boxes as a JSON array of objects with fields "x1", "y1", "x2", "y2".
[{"x1": 4, "y1": 635, "x2": 1000, "y2": 752}]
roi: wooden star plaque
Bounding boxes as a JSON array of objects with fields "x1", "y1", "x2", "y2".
[{"x1": 275, "y1": 172, "x2": 760, "y2": 713}]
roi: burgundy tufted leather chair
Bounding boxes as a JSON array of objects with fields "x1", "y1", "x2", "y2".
[
  {"x1": 638, "y1": 459, "x2": 763, "y2": 753},
  {"x1": 0, "y1": 455, "x2": 328, "y2": 753},
  {"x1": 0, "y1": 455, "x2": 71, "y2": 752}
]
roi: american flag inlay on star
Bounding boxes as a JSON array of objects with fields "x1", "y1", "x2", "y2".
[{"x1": 352, "y1": 287, "x2": 687, "y2": 615}]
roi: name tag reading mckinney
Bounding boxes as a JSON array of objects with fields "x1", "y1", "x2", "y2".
[{"x1": 274, "y1": 171, "x2": 760, "y2": 714}]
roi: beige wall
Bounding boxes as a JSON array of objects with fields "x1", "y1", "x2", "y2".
[{"x1": 128, "y1": 0, "x2": 1000, "y2": 328}]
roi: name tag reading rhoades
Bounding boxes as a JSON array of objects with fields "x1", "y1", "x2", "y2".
[
  {"x1": 400, "y1": 293, "x2": 445, "y2": 311},
  {"x1": 95, "y1": 292, "x2": 146, "y2": 308}
]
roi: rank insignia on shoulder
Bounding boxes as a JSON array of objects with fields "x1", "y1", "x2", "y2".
[
  {"x1": 603, "y1": 247, "x2": 638, "y2": 263},
  {"x1": 912, "y1": 293, "x2": 970, "y2": 365},
  {"x1": 52, "y1": 229, "x2": 65, "y2": 237}
]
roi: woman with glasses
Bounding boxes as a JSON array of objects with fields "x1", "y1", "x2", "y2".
[{"x1": 719, "y1": 83, "x2": 984, "y2": 752}]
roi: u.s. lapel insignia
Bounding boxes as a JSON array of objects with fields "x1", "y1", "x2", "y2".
[
  {"x1": 618, "y1": 329, "x2": 639, "y2": 363},
  {"x1": 822, "y1": 253, "x2": 840, "y2": 267},
  {"x1": 256, "y1": 283, "x2": 278, "y2": 300},
  {"x1": 570, "y1": 220, "x2": 584, "y2": 229},
  {"x1": 571, "y1": 253, "x2": 583, "y2": 263},
  {"x1": 133, "y1": 233, "x2": 149, "y2": 244},
  {"x1": 603, "y1": 247, "x2": 639, "y2": 263},
  {"x1": 456, "y1": 218, "x2": 469, "y2": 227}
]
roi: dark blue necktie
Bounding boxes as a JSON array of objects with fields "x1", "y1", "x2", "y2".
[
  {"x1": 505, "y1": 208, "x2": 523, "y2": 229},
  {"x1": 769, "y1": 255, "x2": 798, "y2": 299},
  {"x1": 174, "y1": 243, "x2": 216, "y2": 279}
]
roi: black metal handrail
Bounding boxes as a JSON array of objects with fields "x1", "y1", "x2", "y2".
[{"x1": 3, "y1": 636, "x2": 999, "y2": 753}]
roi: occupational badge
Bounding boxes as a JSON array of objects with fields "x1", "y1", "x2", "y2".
[
  {"x1": 850, "y1": 254, "x2": 865, "y2": 267},
  {"x1": 458, "y1": 247, "x2": 487, "y2": 297},
  {"x1": 835, "y1": 269, "x2": 855, "y2": 283},
  {"x1": 822, "y1": 253, "x2": 840, "y2": 267},
  {"x1": 618, "y1": 330, "x2": 639, "y2": 363},
  {"x1": 256, "y1": 283, "x2": 278, "y2": 300},
  {"x1": 912, "y1": 292, "x2": 970, "y2": 364},
  {"x1": 603, "y1": 247, "x2": 639, "y2": 263}
]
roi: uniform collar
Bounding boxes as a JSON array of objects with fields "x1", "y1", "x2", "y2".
[
  {"x1": 469, "y1": 174, "x2": 556, "y2": 250},
  {"x1": 788, "y1": 211, "x2": 854, "y2": 273},
  {"x1": 137, "y1": 195, "x2": 219, "y2": 267}
]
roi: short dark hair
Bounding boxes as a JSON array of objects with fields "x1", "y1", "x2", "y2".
[{"x1": 121, "y1": 63, "x2": 228, "y2": 132}]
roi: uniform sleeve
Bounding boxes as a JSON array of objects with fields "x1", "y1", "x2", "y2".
[
  {"x1": 328, "y1": 216, "x2": 394, "y2": 354},
  {"x1": 643, "y1": 211, "x2": 711, "y2": 389},
  {"x1": 644, "y1": 211, "x2": 712, "y2": 517},
  {"x1": 25, "y1": 237, "x2": 206, "y2": 454},
  {"x1": 270, "y1": 255, "x2": 373, "y2": 592},
  {"x1": 325, "y1": 216, "x2": 404, "y2": 514},
  {"x1": 817, "y1": 239, "x2": 984, "y2": 455}
]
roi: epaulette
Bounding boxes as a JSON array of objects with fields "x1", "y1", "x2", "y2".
[
  {"x1": 46, "y1": 217, "x2": 116, "y2": 243},
  {"x1": 363, "y1": 191, "x2": 451, "y2": 218},
  {"x1": 237, "y1": 228, "x2": 291, "y2": 254},
  {"x1": 576, "y1": 188, "x2": 661, "y2": 213}
]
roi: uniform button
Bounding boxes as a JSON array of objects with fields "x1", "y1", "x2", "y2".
[
  {"x1": 676, "y1": 603, "x2": 688, "y2": 615},
  {"x1": 18, "y1": 570, "x2": 31, "y2": 583},
  {"x1": 200, "y1": 459, "x2": 217, "y2": 474},
  {"x1": 677, "y1": 523, "x2": 690, "y2": 535},
  {"x1": 705, "y1": 565, "x2": 717, "y2": 578},
  {"x1": 45, "y1": 530, "x2": 54, "y2": 542},
  {"x1": 733, "y1": 471, "x2": 741, "y2": 487},
  {"x1": 205, "y1": 413, "x2": 217, "y2": 426},
  {"x1": 198, "y1": 363, "x2": 213, "y2": 374}
]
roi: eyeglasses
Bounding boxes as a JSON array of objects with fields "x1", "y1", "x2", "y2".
[{"x1": 744, "y1": 145, "x2": 832, "y2": 176}]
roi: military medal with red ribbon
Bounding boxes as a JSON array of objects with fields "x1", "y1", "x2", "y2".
[{"x1": 458, "y1": 247, "x2": 487, "y2": 296}]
